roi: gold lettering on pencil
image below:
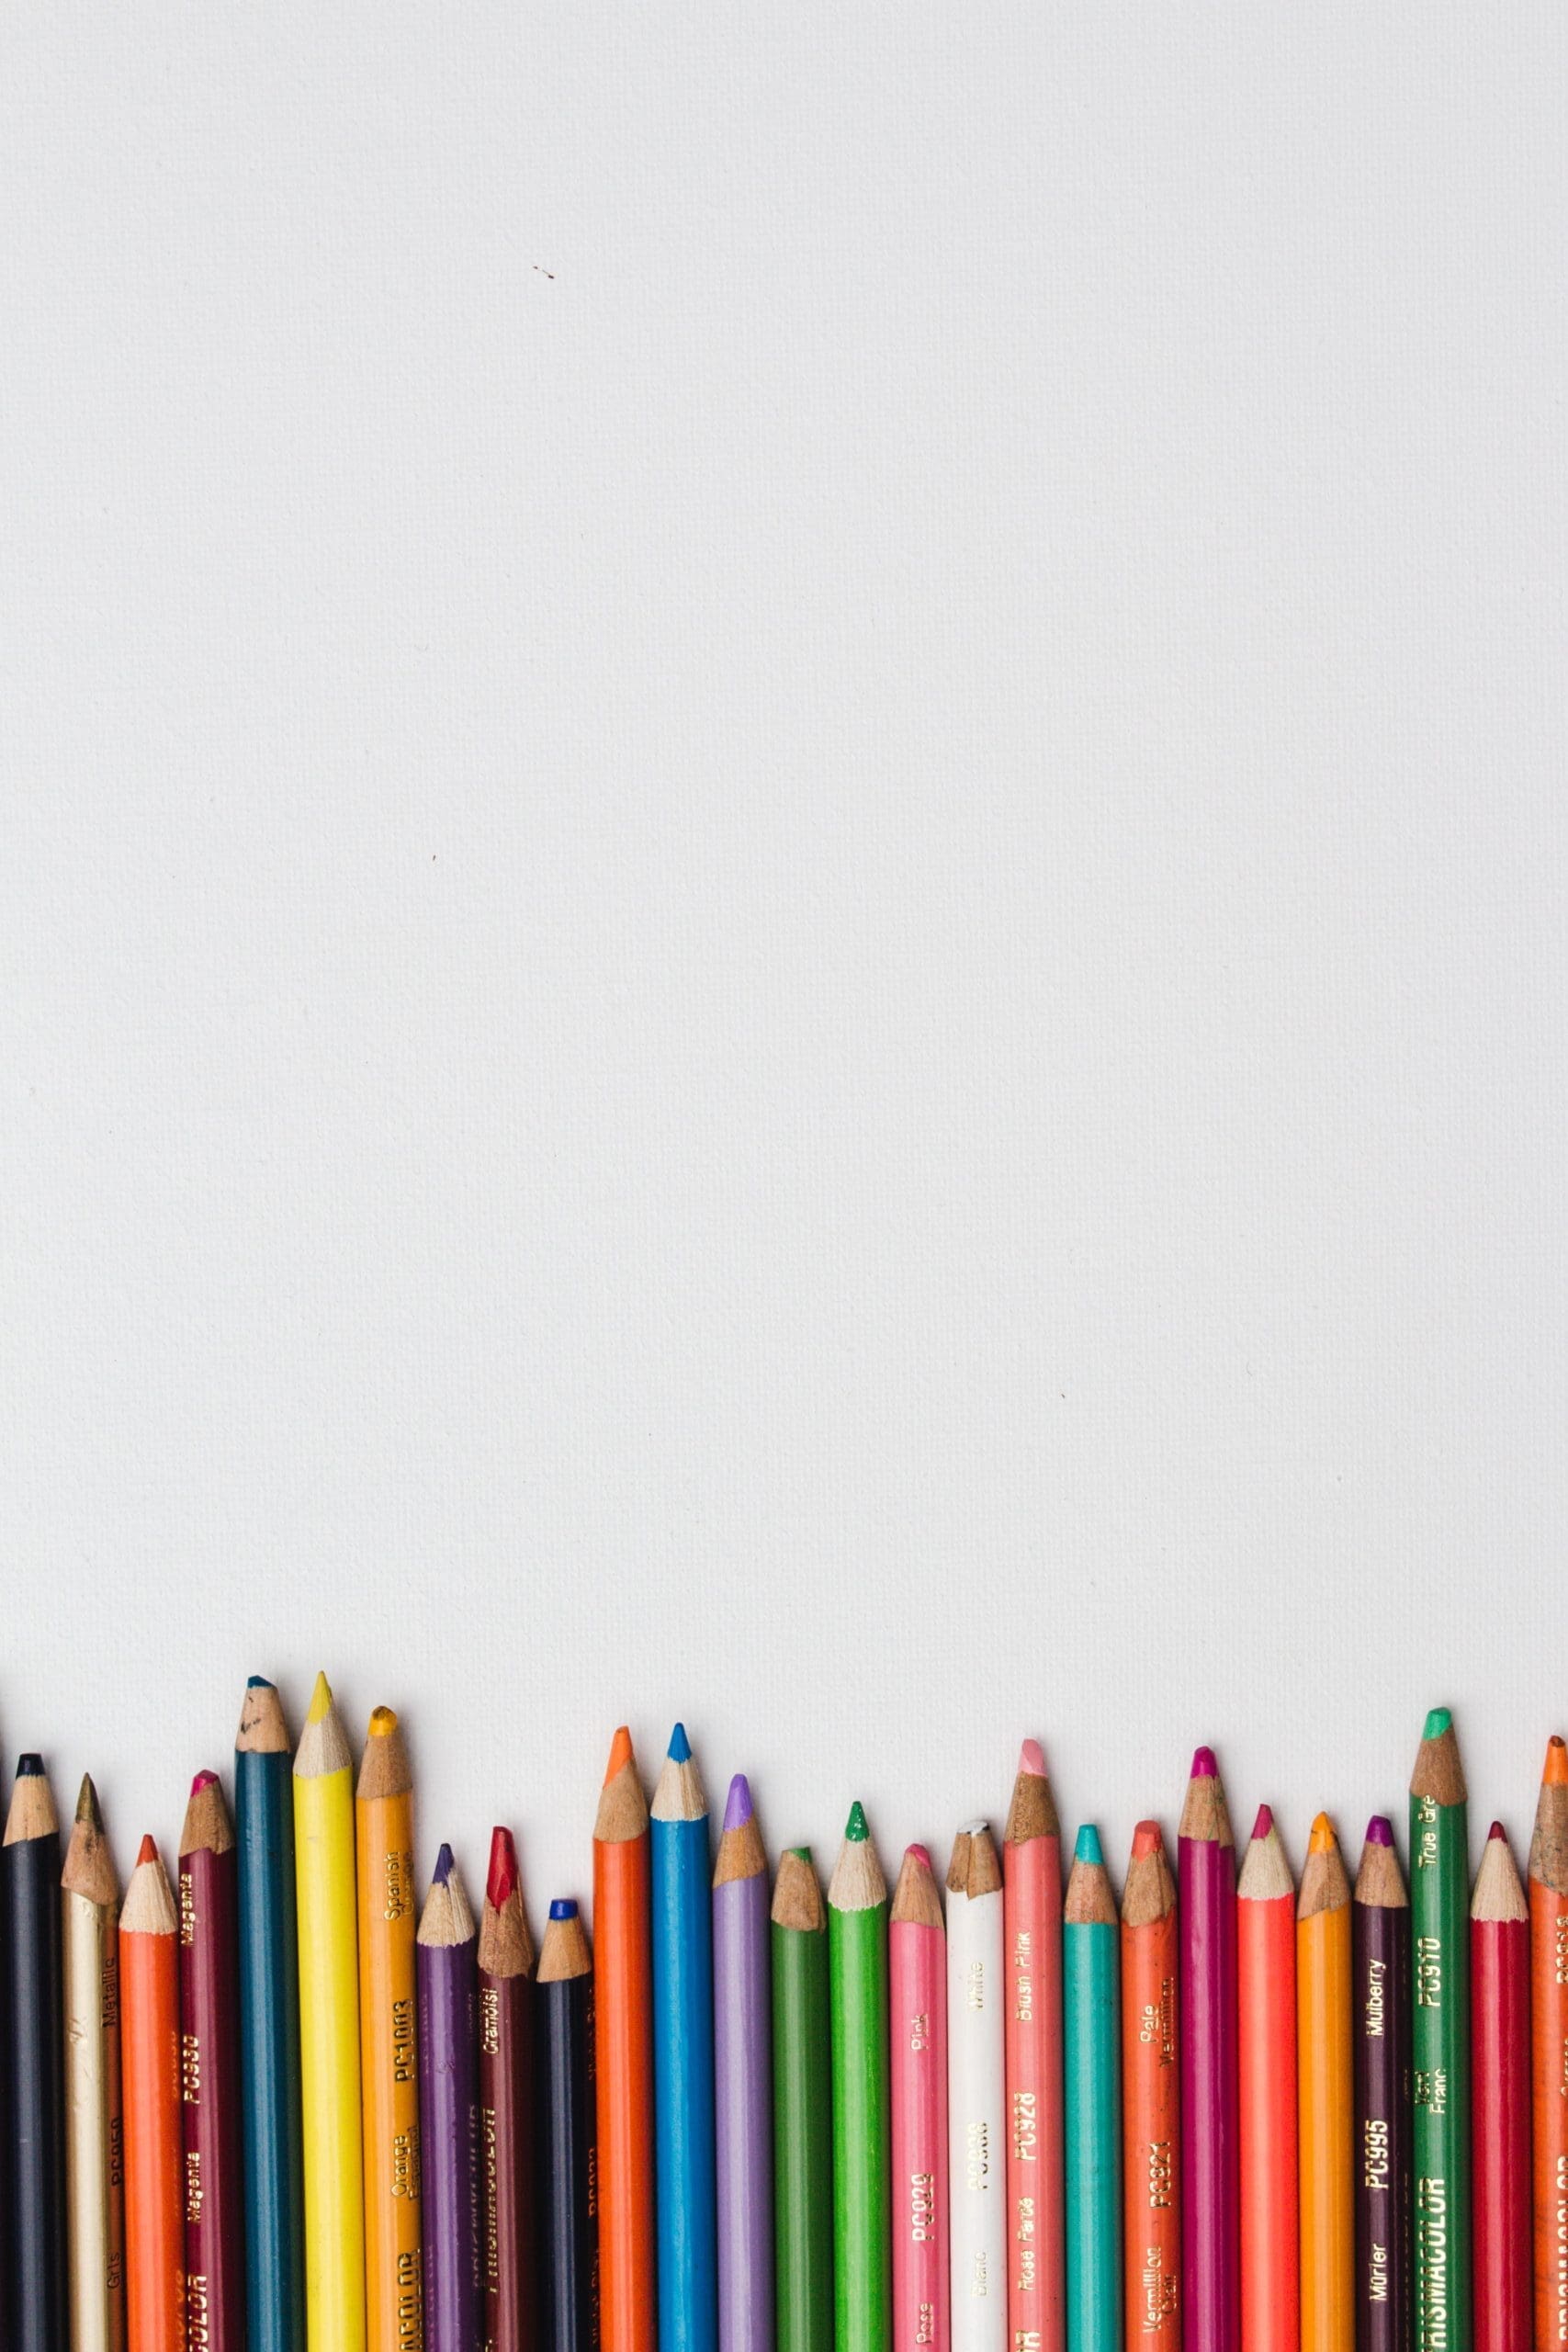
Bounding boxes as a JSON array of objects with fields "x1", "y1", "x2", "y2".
[
  {"x1": 1013, "y1": 1928, "x2": 1033, "y2": 2023},
  {"x1": 186, "y1": 2271, "x2": 210, "y2": 2351},
  {"x1": 181, "y1": 2033, "x2": 201, "y2": 2105},
  {"x1": 391, "y1": 2123, "x2": 421, "y2": 2202},
  {"x1": 185, "y1": 2147, "x2": 202, "y2": 2222},
  {"x1": 1417, "y1": 2177, "x2": 1449, "y2": 2352},
  {"x1": 967, "y1": 1958, "x2": 986, "y2": 2014},
  {"x1": 392, "y1": 1996, "x2": 415, "y2": 2086},
  {"x1": 179, "y1": 1871, "x2": 196, "y2": 1949},
  {"x1": 910, "y1": 2009, "x2": 931, "y2": 2053},
  {"x1": 396, "y1": 2247, "x2": 423, "y2": 2351},
  {"x1": 916, "y1": 2305, "x2": 935, "y2": 2346},
  {"x1": 1137, "y1": 1977, "x2": 1177, "y2": 2066},
  {"x1": 1415, "y1": 1937, "x2": 1442, "y2": 2009},
  {"x1": 911, "y1": 2170, "x2": 935, "y2": 2242},
  {"x1": 1364, "y1": 2118, "x2": 1390, "y2": 2189},
  {"x1": 385, "y1": 1849, "x2": 413, "y2": 1924},
  {"x1": 1139, "y1": 2244, "x2": 1178, "y2": 2334},
  {"x1": 1147, "y1": 2140, "x2": 1172, "y2": 2211},
  {"x1": 967, "y1": 2119, "x2": 989, "y2": 2192},
  {"x1": 1365, "y1": 1956, "x2": 1386, "y2": 2037},
  {"x1": 1012, "y1": 2089, "x2": 1036, "y2": 2162},
  {"x1": 480, "y1": 1986, "x2": 500, "y2": 2057}
]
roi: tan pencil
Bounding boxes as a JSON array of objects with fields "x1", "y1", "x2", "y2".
[{"x1": 62, "y1": 1775, "x2": 126, "y2": 2352}]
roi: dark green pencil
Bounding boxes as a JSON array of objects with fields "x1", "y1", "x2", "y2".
[
  {"x1": 1409, "y1": 1706, "x2": 1469, "y2": 2352},
  {"x1": 235, "y1": 1678, "x2": 307, "y2": 2352},
  {"x1": 773, "y1": 1848, "x2": 833, "y2": 2352}
]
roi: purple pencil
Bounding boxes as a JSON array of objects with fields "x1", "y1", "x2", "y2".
[
  {"x1": 1179, "y1": 1745, "x2": 1239, "y2": 2352},
  {"x1": 419, "y1": 1844, "x2": 482, "y2": 2352},
  {"x1": 713, "y1": 1776, "x2": 773, "y2": 2352}
]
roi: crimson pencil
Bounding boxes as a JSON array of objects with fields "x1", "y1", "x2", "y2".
[
  {"x1": 479, "y1": 1826, "x2": 536, "y2": 2352},
  {"x1": 179, "y1": 1771, "x2": 245, "y2": 2352},
  {"x1": 1179, "y1": 1747, "x2": 1238, "y2": 2352},
  {"x1": 1472, "y1": 1825, "x2": 1529, "y2": 2352}
]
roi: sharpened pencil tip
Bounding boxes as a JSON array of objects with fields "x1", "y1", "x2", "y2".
[
  {"x1": 1019, "y1": 1737, "x2": 1046, "y2": 1777},
  {"x1": 845, "y1": 1800, "x2": 869, "y2": 1842},
  {"x1": 1308, "y1": 1812, "x2": 1335, "y2": 1852},
  {"x1": 136, "y1": 1833, "x2": 158, "y2": 1867},
  {"x1": 1423, "y1": 1706, "x2": 1452, "y2": 1740},
  {"x1": 1075, "y1": 1822, "x2": 1103, "y2": 1865},
  {"x1": 604, "y1": 1726, "x2": 634, "y2": 1782},
  {"x1": 1488, "y1": 1819, "x2": 1506, "y2": 1842},
  {"x1": 367, "y1": 1706, "x2": 398, "y2": 1738},
  {"x1": 723, "y1": 1775, "x2": 752, "y2": 1832},
  {"x1": 246, "y1": 1675, "x2": 276, "y2": 1691},
  {"x1": 190, "y1": 1770, "x2": 219, "y2": 1797},
  {"x1": 434, "y1": 1843, "x2": 455, "y2": 1886},
  {"x1": 1365, "y1": 1815, "x2": 1394, "y2": 1849},
  {"x1": 307, "y1": 1672, "x2": 333, "y2": 1725},
  {"x1": 75, "y1": 1774, "x2": 102, "y2": 1830},
  {"x1": 16, "y1": 1754, "x2": 42, "y2": 1778},
  {"x1": 486, "y1": 1826, "x2": 517, "y2": 1911},
  {"x1": 1190, "y1": 1746, "x2": 1218, "y2": 1780},
  {"x1": 667, "y1": 1722, "x2": 692, "y2": 1764},
  {"x1": 906, "y1": 1842, "x2": 931, "y2": 1870},
  {"x1": 1251, "y1": 1804, "x2": 1272, "y2": 1840},
  {"x1": 1545, "y1": 1737, "x2": 1568, "y2": 1788},
  {"x1": 1131, "y1": 1820, "x2": 1163, "y2": 1860},
  {"x1": 549, "y1": 1897, "x2": 578, "y2": 1920}
]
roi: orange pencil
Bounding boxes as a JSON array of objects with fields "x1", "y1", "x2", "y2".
[
  {"x1": 1237, "y1": 1807, "x2": 1297, "y2": 2352},
  {"x1": 1530, "y1": 1736, "x2": 1568, "y2": 2352},
  {"x1": 1296, "y1": 1817, "x2": 1351, "y2": 2352},
  {"x1": 595, "y1": 1726, "x2": 657, "y2": 2352},
  {"x1": 120, "y1": 1836, "x2": 184, "y2": 2352},
  {"x1": 1120, "y1": 1822, "x2": 1179, "y2": 2352}
]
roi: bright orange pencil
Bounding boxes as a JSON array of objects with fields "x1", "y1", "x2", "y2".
[
  {"x1": 595, "y1": 1725, "x2": 657, "y2": 2352},
  {"x1": 1296, "y1": 1816, "x2": 1351, "y2": 2352},
  {"x1": 1237, "y1": 1806, "x2": 1297, "y2": 2352},
  {"x1": 1120, "y1": 1822, "x2": 1179, "y2": 2352},
  {"x1": 1530, "y1": 1736, "x2": 1568, "y2": 2352},
  {"x1": 120, "y1": 1836, "x2": 184, "y2": 2352}
]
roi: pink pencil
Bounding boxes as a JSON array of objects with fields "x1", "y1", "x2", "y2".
[
  {"x1": 891, "y1": 1844, "x2": 949, "y2": 2352},
  {"x1": 1003, "y1": 1739, "x2": 1065, "y2": 2352}
]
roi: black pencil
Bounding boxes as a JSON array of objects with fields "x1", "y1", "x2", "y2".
[
  {"x1": 5, "y1": 1755, "x2": 67, "y2": 2352},
  {"x1": 537, "y1": 1898, "x2": 599, "y2": 2352}
]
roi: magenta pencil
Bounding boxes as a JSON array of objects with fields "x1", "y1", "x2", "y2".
[
  {"x1": 714, "y1": 1775, "x2": 773, "y2": 2352},
  {"x1": 1179, "y1": 1745, "x2": 1239, "y2": 2352},
  {"x1": 890, "y1": 1845, "x2": 948, "y2": 2352}
]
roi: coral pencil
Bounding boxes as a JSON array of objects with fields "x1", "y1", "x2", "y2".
[
  {"x1": 121, "y1": 1836, "x2": 185, "y2": 2352},
  {"x1": 5, "y1": 1755, "x2": 68, "y2": 2352},
  {"x1": 593, "y1": 1728, "x2": 656, "y2": 2352},
  {"x1": 1296, "y1": 1817, "x2": 1351, "y2": 2352},
  {"x1": 62, "y1": 1775, "x2": 126, "y2": 2352},
  {"x1": 829, "y1": 1802, "x2": 892, "y2": 2352},
  {"x1": 235, "y1": 1679, "x2": 306, "y2": 2352},
  {"x1": 1003, "y1": 1743, "x2": 1064, "y2": 2352},
  {"x1": 889, "y1": 1845, "x2": 947, "y2": 2352},
  {"x1": 1408, "y1": 1708, "x2": 1470, "y2": 2352},
  {"x1": 1529, "y1": 1741, "x2": 1568, "y2": 2352},
  {"x1": 1237, "y1": 1805, "x2": 1297, "y2": 2352},
  {"x1": 714, "y1": 1776, "x2": 773, "y2": 2352},
  {"x1": 538, "y1": 1899, "x2": 598, "y2": 2352},
  {"x1": 356, "y1": 1707, "x2": 423, "y2": 2352},
  {"x1": 947, "y1": 1823, "x2": 1005, "y2": 2352},
  {"x1": 771, "y1": 1851, "x2": 833, "y2": 2352},
  {"x1": 1120, "y1": 1822, "x2": 1179, "y2": 2352},
  {"x1": 1350, "y1": 1820, "x2": 1407, "y2": 2352},
  {"x1": 1471, "y1": 1825, "x2": 1529, "y2": 2352},
  {"x1": 1179, "y1": 1748, "x2": 1238, "y2": 2352},
  {"x1": 651, "y1": 1724, "x2": 718, "y2": 2352},
  {"x1": 179, "y1": 1770, "x2": 246, "y2": 2352},
  {"x1": 1064, "y1": 1826, "x2": 1121, "y2": 2352},
  {"x1": 293, "y1": 1670, "x2": 367, "y2": 2352},
  {"x1": 479, "y1": 1826, "x2": 536, "y2": 2352},
  {"x1": 419, "y1": 1846, "x2": 482, "y2": 2352}
]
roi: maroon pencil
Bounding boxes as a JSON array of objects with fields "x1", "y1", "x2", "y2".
[
  {"x1": 1179, "y1": 1745, "x2": 1239, "y2": 2352},
  {"x1": 479, "y1": 1826, "x2": 537, "y2": 2352},
  {"x1": 179, "y1": 1769, "x2": 245, "y2": 2352}
]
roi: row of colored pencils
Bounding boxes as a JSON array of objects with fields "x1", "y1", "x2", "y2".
[{"x1": 0, "y1": 1695, "x2": 1552, "y2": 2352}]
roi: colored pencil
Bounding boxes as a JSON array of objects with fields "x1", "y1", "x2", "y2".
[
  {"x1": 714, "y1": 1775, "x2": 773, "y2": 2352},
  {"x1": 829, "y1": 1801, "x2": 892, "y2": 2352},
  {"x1": 1297, "y1": 1816, "x2": 1351, "y2": 2352},
  {"x1": 1003, "y1": 1741, "x2": 1065, "y2": 2352},
  {"x1": 947, "y1": 1821, "x2": 1005, "y2": 2352},
  {"x1": 771, "y1": 1849, "x2": 833, "y2": 2352},
  {"x1": 5, "y1": 1755, "x2": 67, "y2": 2352},
  {"x1": 419, "y1": 1845, "x2": 481, "y2": 2352},
  {"x1": 1409, "y1": 1707, "x2": 1470, "y2": 2352},
  {"x1": 889, "y1": 1844, "x2": 947, "y2": 2352},
  {"x1": 652, "y1": 1724, "x2": 718, "y2": 2352},
  {"x1": 179, "y1": 1770, "x2": 246, "y2": 2352},
  {"x1": 1120, "y1": 1821, "x2": 1179, "y2": 2352},
  {"x1": 234, "y1": 1677, "x2": 306, "y2": 2352},
  {"x1": 593, "y1": 1727, "x2": 657, "y2": 2352},
  {"x1": 1179, "y1": 1747, "x2": 1238, "y2": 2352},
  {"x1": 1471, "y1": 1823, "x2": 1528, "y2": 2352},
  {"x1": 1063, "y1": 1825, "x2": 1122, "y2": 2352},
  {"x1": 1350, "y1": 1819, "x2": 1407, "y2": 2352},
  {"x1": 293, "y1": 1670, "x2": 367, "y2": 2352},
  {"x1": 1530, "y1": 1740, "x2": 1568, "y2": 2352},
  {"x1": 1237, "y1": 1804, "x2": 1297, "y2": 2352},
  {"x1": 479, "y1": 1825, "x2": 536, "y2": 2352},
  {"x1": 121, "y1": 1836, "x2": 185, "y2": 2352},
  {"x1": 356, "y1": 1706, "x2": 423, "y2": 2352},
  {"x1": 537, "y1": 1897, "x2": 598, "y2": 2352},
  {"x1": 62, "y1": 1773, "x2": 126, "y2": 2352}
]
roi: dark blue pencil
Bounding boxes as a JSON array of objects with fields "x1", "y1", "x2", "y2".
[
  {"x1": 651, "y1": 1724, "x2": 717, "y2": 2352},
  {"x1": 235, "y1": 1678, "x2": 307, "y2": 2352}
]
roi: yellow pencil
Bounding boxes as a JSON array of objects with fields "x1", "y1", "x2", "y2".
[
  {"x1": 1297, "y1": 1813, "x2": 1353, "y2": 2352},
  {"x1": 294, "y1": 1672, "x2": 367, "y2": 2352},
  {"x1": 356, "y1": 1708, "x2": 423, "y2": 2352}
]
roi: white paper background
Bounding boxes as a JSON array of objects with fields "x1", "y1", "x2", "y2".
[{"x1": 4, "y1": 7, "x2": 1566, "y2": 1923}]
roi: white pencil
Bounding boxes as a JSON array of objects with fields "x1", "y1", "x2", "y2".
[{"x1": 947, "y1": 1821, "x2": 1007, "y2": 2352}]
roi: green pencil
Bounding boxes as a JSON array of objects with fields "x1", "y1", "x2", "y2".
[
  {"x1": 1064, "y1": 1824, "x2": 1122, "y2": 2352},
  {"x1": 828, "y1": 1803, "x2": 891, "y2": 2352},
  {"x1": 773, "y1": 1848, "x2": 834, "y2": 2352},
  {"x1": 1409, "y1": 1707, "x2": 1470, "y2": 2352}
]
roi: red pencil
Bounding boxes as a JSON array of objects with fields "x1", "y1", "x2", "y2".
[
  {"x1": 178, "y1": 1771, "x2": 244, "y2": 2352},
  {"x1": 1472, "y1": 1823, "x2": 1529, "y2": 2352},
  {"x1": 1236, "y1": 1805, "x2": 1296, "y2": 2352}
]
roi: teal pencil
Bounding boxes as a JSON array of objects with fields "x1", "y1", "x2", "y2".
[
  {"x1": 1064, "y1": 1826, "x2": 1121, "y2": 2352},
  {"x1": 234, "y1": 1678, "x2": 307, "y2": 2352}
]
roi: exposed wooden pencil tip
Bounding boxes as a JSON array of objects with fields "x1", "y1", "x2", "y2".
[
  {"x1": 180, "y1": 1770, "x2": 234, "y2": 1860},
  {"x1": 1410, "y1": 1710, "x2": 1467, "y2": 1804},
  {"x1": 1472, "y1": 1821, "x2": 1527, "y2": 1924},
  {"x1": 237, "y1": 1677, "x2": 291, "y2": 1755},
  {"x1": 1238, "y1": 1811, "x2": 1293, "y2": 1903},
  {"x1": 1354, "y1": 1822, "x2": 1407, "y2": 1909},
  {"x1": 891, "y1": 1843, "x2": 944, "y2": 1928},
  {"x1": 121, "y1": 1838, "x2": 177, "y2": 1936},
  {"x1": 1179, "y1": 1752, "x2": 1235, "y2": 1849},
  {"x1": 945, "y1": 1820, "x2": 1001, "y2": 1901},
  {"x1": 62, "y1": 1780, "x2": 118, "y2": 1906},
  {"x1": 771, "y1": 1848, "x2": 826, "y2": 1934},
  {"x1": 4, "y1": 1758, "x2": 58, "y2": 1846},
  {"x1": 1298, "y1": 1815, "x2": 1349, "y2": 1919}
]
